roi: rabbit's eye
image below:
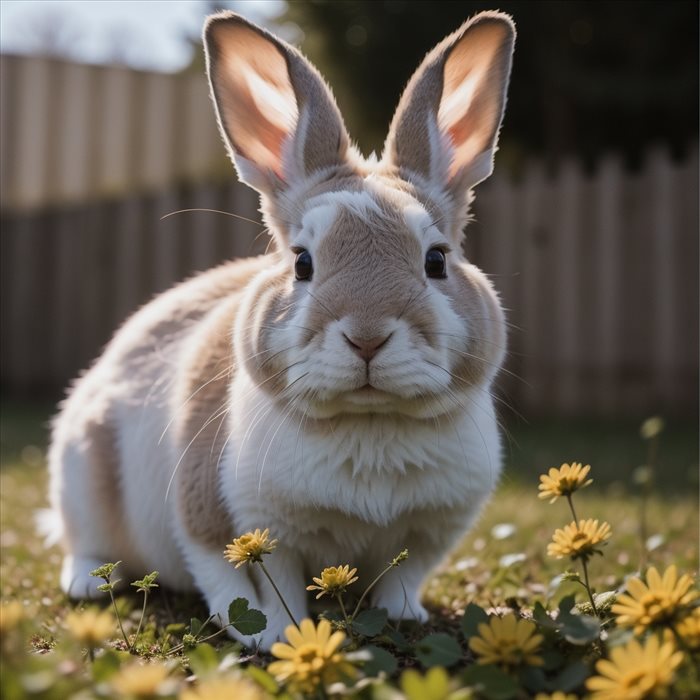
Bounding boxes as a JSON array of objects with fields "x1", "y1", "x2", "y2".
[
  {"x1": 425, "y1": 248, "x2": 447, "y2": 279},
  {"x1": 294, "y1": 250, "x2": 313, "y2": 281}
]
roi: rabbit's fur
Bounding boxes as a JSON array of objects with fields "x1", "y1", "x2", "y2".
[{"x1": 49, "y1": 11, "x2": 515, "y2": 648}]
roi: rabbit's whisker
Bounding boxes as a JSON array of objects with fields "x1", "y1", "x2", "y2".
[
  {"x1": 164, "y1": 400, "x2": 231, "y2": 504},
  {"x1": 158, "y1": 363, "x2": 234, "y2": 445},
  {"x1": 159, "y1": 208, "x2": 265, "y2": 227}
]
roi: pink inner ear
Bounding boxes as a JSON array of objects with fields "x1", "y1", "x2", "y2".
[
  {"x1": 214, "y1": 25, "x2": 298, "y2": 179},
  {"x1": 438, "y1": 24, "x2": 508, "y2": 180}
]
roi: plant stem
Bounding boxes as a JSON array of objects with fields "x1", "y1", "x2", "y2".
[
  {"x1": 580, "y1": 557, "x2": 598, "y2": 616},
  {"x1": 351, "y1": 561, "x2": 396, "y2": 620},
  {"x1": 670, "y1": 624, "x2": 700, "y2": 676},
  {"x1": 131, "y1": 592, "x2": 148, "y2": 651},
  {"x1": 565, "y1": 493, "x2": 579, "y2": 523},
  {"x1": 107, "y1": 588, "x2": 130, "y2": 649},
  {"x1": 336, "y1": 594, "x2": 353, "y2": 638},
  {"x1": 639, "y1": 435, "x2": 659, "y2": 571},
  {"x1": 258, "y1": 562, "x2": 298, "y2": 627}
]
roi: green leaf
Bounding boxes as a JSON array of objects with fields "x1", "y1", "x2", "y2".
[
  {"x1": 246, "y1": 665, "x2": 279, "y2": 694},
  {"x1": 227, "y1": 598, "x2": 267, "y2": 635},
  {"x1": 460, "y1": 603, "x2": 490, "y2": 638},
  {"x1": 361, "y1": 645, "x2": 398, "y2": 677},
  {"x1": 131, "y1": 571, "x2": 159, "y2": 593},
  {"x1": 89, "y1": 561, "x2": 121, "y2": 580},
  {"x1": 462, "y1": 664, "x2": 519, "y2": 700},
  {"x1": 558, "y1": 595, "x2": 576, "y2": 615},
  {"x1": 90, "y1": 650, "x2": 126, "y2": 682},
  {"x1": 557, "y1": 607, "x2": 600, "y2": 645},
  {"x1": 532, "y1": 602, "x2": 558, "y2": 630},
  {"x1": 518, "y1": 665, "x2": 548, "y2": 693},
  {"x1": 414, "y1": 633, "x2": 462, "y2": 668},
  {"x1": 186, "y1": 643, "x2": 219, "y2": 676},
  {"x1": 381, "y1": 628, "x2": 412, "y2": 651},
  {"x1": 553, "y1": 661, "x2": 590, "y2": 692},
  {"x1": 189, "y1": 618, "x2": 203, "y2": 637},
  {"x1": 351, "y1": 608, "x2": 388, "y2": 637},
  {"x1": 540, "y1": 648, "x2": 566, "y2": 671}
]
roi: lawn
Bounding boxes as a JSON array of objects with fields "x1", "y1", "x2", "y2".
[{"x1": 1, "y1": 400, "x2": 698, "y2": 699}]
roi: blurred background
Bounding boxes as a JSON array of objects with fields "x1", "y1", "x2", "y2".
[{"x1": 1, "y1": 1, "x2": 698, "y2": 476}]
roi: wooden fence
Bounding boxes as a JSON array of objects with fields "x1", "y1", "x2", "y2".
[
  {"x1": 0, "y1": 54, "x2": 230, "y2": 211},
  {"x1": 1, "y1": 146, "x2": 697, "y2": 418}
]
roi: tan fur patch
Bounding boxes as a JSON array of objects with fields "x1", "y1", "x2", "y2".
[
  {"x1": 169, "y1": 258, "x2": 273, "y2": 549},
  {"x1": 175, "y1": 297, "x2": 240, "y2": 548},
  {"x1": 446, "y1": 263, "x2": 505, "y2": 388},
  {"x1": 85, "y1": 419, "x2": 131, "y2": 557}
]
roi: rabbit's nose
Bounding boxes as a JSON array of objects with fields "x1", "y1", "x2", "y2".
[{"x1": 343, "y1": 333, "x2": 392, "y2": 362}]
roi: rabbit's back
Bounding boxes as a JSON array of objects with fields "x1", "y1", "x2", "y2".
[{"x1": 48, "y1": 255, "x2": 269, "y2": 587}]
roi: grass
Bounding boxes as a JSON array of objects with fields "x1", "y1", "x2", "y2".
[{"x1": 1, "y1": 399, "x2": 698, "y2": 698}]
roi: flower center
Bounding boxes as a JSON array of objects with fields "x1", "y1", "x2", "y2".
[
  {"x1": 640, "y1": 592, "x2": 674, "y2": 621},
  {"x1": 571, "y1": 532, "x2": 590, "y2": 548},
  {"x1": 621, "y1": 667, "x2": 657, "y2": 693}
]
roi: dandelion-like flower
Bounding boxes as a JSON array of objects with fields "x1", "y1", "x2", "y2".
[
  {"x1": 224, "y1": 529, "x2": 277, "y2": 568},
  {"x1": 400, "y1": 667, "x2": 456, "y2": 699},
  {"x1": 586, "y1": 635, "x2": 683, "y2": 700},
  {"x1": 612, "y1": 565, "x2": 698, "y2": 635},
  {"x1": 0, "y1": 602, "x2": 23, "y2": 635},
  {"x1": 64, "y1": 608, "x2": 114, "y2": 648},
  {"x1": 534, "y1": 693, "x2": 578, "y2": 700},
  {"x1": 306, "y1": 565, "x2": 359, "y2": 599},
  {"x1": 111, "y1": 663, "x2": 175, "y2": 697},
  {"x1": 675, "y1": 606, "x2": 700, "y2": 651},
  {"x1": 640, "y1": 416, "x2": 664, "y2": 440},
  {"x1": 180, "y1": 675, "x2": 270, "y2": 700},
  {"x1": 268, "y1": 618, "x2": 356, "y2": 694},
  {"x1": 468, "y1": 614, "x2": 544, "y2": 668},
  {"x1": 538, "y1": 462, "x2": 593, "y2": 503},
  {"x1": 547, "y1": 519, "x2": 611, "y2": 561}
]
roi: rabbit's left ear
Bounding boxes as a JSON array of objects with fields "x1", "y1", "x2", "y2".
[
  {"x1": 384, "y1": 12, "x2": 515, "y2": 199},
  {"x1": 204, "y1": 12, "x2": 350, "y2": 197}
]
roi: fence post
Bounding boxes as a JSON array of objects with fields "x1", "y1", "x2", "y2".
[
  {"x1": 647, "y1": 147, "x2": 676, "y2": 408},
  {"x1": 595, "y1": 154, "x2": 623, "y2": 415}
]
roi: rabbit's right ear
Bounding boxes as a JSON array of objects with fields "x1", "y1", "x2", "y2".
[
  {"x1": 204, "y1": 13, "x2": 350, "y2": 197},
  {"x1": 384, "y1": 13, "x2": 515, "y2": 211}
]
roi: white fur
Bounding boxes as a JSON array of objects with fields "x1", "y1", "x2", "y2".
[{"x1": 49, "y1": 10, "x2": 514, "y2": 651}]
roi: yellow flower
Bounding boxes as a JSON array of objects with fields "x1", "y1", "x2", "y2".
[
  {"x1": 400, "y1": 667, "x2": 463, "y2": 700},
  {"x1": 640, "y1": 416, "x2": 664, "y2": 440},
  {"x1": 586, "y1": 635, "x2": 683, "y2": 700},
  {"x1": 675, "y1": 606, "x2": 700, "y2": 650},
  {"x1": 224, "y1": 529, "x2": 277, "y2": 568},
  {"x1": 468, "y1": 614, "x2": 544, "y2": 668},
  {"x1": 180, "y1": 674, "x2": 270, "y2": 700},
  {"x1": 269, "y1": 618, "x2": 356, "y2": 693},
  {"x1": 0, "y1": 602, "x2": 24, "y2": 635},
  {"x1": 111, "y1": 662, "x2": 175, "y2": 698},
  {"x1": 612, "y1": 565, "x2": 698, "y2": 634},
  {"x1": 547, "y1": 519, "x2": 611, "y2": 561},
  {"x1": 538, "y1": 462, "x2": 593, "y2": 503},
  {"x1": 534, "y1": 693, "x2": 578, "y2": 700},
  {"x1": 64, "y1": 608, "x2": 114, "y2": 647},
  {"x1": 306, "y1": 565, "x2": 359, "y2": 599}
]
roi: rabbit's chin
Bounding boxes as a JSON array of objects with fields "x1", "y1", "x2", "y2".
[{"x1": 297, "y1": 388, "x2": 456, "y2": 420}]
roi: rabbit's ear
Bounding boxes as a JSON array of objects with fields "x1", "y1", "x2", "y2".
[
  {"x1": 204, "y1": 13, "x2": 350, "y2": 196},
  {"x1": 384, "y1": 12, "x2": 514, "y2": 199}
]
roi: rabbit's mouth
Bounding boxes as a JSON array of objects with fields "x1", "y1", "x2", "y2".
[{"x1": 344, "y1": 384, "x2": 395, "y2": 405}]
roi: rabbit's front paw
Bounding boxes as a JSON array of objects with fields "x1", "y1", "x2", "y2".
[
  {"x1": 61, "y1": 555, "x2": 119, "y2": 599},
  {"x1": 373, "y1": 589, "x2": 429, "y2": 624}
]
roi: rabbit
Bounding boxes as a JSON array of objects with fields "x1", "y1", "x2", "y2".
[{"x1": 48, "y1": 10, "x2": 515, "y2": 649}]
